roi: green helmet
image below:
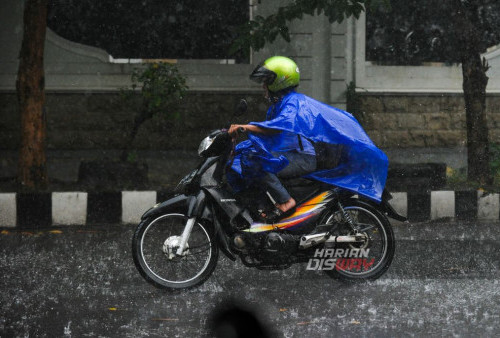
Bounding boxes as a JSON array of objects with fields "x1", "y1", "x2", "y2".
[{"x1": 249, "y1": 56, "x2": 300, "y2": 93}]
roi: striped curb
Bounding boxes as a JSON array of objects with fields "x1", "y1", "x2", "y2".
[
  {"x1": 0, "y1": 191, "x2": 159, "y2": 228},
  {"x1": 0, "y1": 190, "x2": 499, "y2": 228}
]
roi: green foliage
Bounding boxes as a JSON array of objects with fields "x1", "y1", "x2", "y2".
[
  {"x1": 230, "y1": 0, "x2": 389, "y2": 56},
  {"x1": 129, "y1": 62, "x2": 188, "y2": 117},
  {"x1": 446, "y1": 144, "x2": 500, "y2": 189},
  {"x1": 119, "y1": 62, "x2": 188, "y2": 161},
  {"x1": 445, "y1": 166, "x2": 478, "y2": 190},
  {"x1": 490, "y1": 143, "x2": 500, "y2": 184},
  {"x1": 126, "y1": 151, "x2": 138, "y2": 163}
]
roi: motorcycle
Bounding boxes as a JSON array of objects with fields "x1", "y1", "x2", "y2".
[{"x1": 132, "y1": 101, "x2": 406, "y2": 290}]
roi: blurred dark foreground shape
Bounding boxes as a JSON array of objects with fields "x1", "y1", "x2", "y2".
[{"x1": 210, "y1": 301, "x2": 275, "y2": 338}]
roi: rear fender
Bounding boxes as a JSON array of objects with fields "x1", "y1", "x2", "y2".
[
  {"x1": 362, "y1": 189, "x2": 407, "y2": 222},
  {"x1": 346, "y1": 189, "x2": 407, "y2": 222},
  {"x1": 381, "y1": 189, "x2": 407, "y2": 222},
  {"x1": 380, "y1": 200, "x2": 407, "y2": 222}
]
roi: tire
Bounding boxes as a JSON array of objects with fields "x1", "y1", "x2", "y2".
[
  {"x1": 322, "y1": 199, "x2": 395, "y2": 282},
  {"x1": 132, "y1": 213, "x2": 219, "y2": 290}
]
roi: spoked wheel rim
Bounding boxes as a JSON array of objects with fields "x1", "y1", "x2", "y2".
[
  {"x1": 139, "y1": 213, "x2": 213, "y2": 284},
  {"x1": 325, "y1": 206, "x2": 388, "y2": 278}
]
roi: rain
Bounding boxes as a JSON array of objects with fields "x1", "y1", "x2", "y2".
[{"x1": 2, "y1": 0, "x2": 500, "y2": 336}]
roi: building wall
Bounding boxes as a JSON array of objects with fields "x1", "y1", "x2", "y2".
[
  {"x1": 356, "y1": 93, "x2": 500, "y2": 169},
  {"x1": 359, "y1": 95, "x2": 500, "y2": 144},
  {"x1": 358, "y1": 94, "x2": 468, "y2": 148},
  {"x1": 252, "y1": 0, "x2": 350, "y2": 107},
  {"x1": 0, "y1": 0, "x2": 354, "y2": 187},
  {"x1": 0, "y1": 91, "x2": 268, "y2": 151},
  {"x1": 0, "y1": 0, "x2": 350, "y2": 105},
  {"x1": 5, "y1": 0, "x2": 500, "y2": 174},
  {"x1": 0, "y1": 91, "x2": 269, "y2": 185},
  {"x1": 0, "y1": 0, "x2": 350, "y2": 156},
  {"x1": 349, "y1": 11, "x2": 500, "y2": 169}
]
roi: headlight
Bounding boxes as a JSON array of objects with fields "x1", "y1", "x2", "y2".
[{"x1": 198, "y1": 136, "x2": 214, "y2": 156}]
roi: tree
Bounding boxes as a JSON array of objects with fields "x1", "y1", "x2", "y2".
[
  {"x1": 17, "y1": 0, "x2": 49, "y2": 189},
  {"x1": 120, "y1": 62, "x2": 188, "y2": 162},
  {"x1": 452, "y1": 0, "x2": 492, "y2": 185},
  {"x1": 232, "y1": 0, "x2": 494, "y2": 185}
]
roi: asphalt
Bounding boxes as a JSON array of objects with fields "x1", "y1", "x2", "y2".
[{"x1": 2, "y1": 220, "x2": 500, "y2": 337}]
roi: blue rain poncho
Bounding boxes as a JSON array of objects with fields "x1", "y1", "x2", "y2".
[{"x1": 228, "y1": 91, "x2": 388, "y2": 202}]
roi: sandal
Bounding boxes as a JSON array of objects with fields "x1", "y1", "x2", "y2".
[{"x1": 258, "y1": 205, "x2": 297, "y2": 224}]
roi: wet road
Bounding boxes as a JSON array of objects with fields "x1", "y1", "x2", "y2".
[{"x1": 2, "y1": 221, "x2": 500, "y2": 337}]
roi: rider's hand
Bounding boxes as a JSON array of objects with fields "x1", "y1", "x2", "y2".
[{"x1": 228, "y1": 124, "x2": 245, "y2": 138}]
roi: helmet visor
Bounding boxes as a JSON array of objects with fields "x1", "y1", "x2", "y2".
[{"x1": 249, "y1": 65, "x2": 276, "y2": 86}]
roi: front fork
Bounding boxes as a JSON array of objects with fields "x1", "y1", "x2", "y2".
[
  {"x1": 176, "y1": 217, "x2": 196, "y2": 255},
  {"x1": 176, "y1": 190, "x2": 206, "y2": 256}
]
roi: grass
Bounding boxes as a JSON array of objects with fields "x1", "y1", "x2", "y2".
[{"x1": 445, "y1": 166, "x2": 500, "y2": 191}]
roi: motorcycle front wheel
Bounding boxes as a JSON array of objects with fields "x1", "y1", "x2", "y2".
[
  {"x1": 132, "y1": 213, "x2": 219, "y2": 290},
  {"x1": 321, "y1": 200, "x2": 395, "y2": 281}
]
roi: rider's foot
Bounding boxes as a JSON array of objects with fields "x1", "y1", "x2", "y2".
[
  {"x1": 259, "y1": 198, "x2": 297, "y2": 223},
  {"x1": 276, "y1": 198, "x2": 296, "y2": 213}
]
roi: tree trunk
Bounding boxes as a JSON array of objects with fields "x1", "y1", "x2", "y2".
[
  {"x1": 462, "y1": 55, "x2": 491, "y2": 185},
  {"x1": 17, "y1": 0, "x2": 49, "y2": 189},
  {"x1": 120, "y1": 109, "x2": 154, "y2": 162},
  {"x1": 454, "y1": 1, "x2": 492, "y2": 185}
]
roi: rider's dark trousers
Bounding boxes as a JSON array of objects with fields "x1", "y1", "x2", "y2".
[{"x1": 259, "y1": 151, "x2": 317, "y2": 204}]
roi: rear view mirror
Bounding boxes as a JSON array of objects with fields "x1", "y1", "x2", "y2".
[{"x1": 234, "y1": 99, "x2": 248, "y2": 116}]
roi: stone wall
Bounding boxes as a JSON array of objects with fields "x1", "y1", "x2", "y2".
[
  {"x1": 5, "y1": 91, "x2": 500, "y2": 156},
  {"x1": 5, "y1": 90, "x2": 500, "y2": 186},
  {"x1": 0, "y1": 91, "x2": 268, "y2": 152},
  {"x1": 5, "y1": 91, "x2": 500, "y2": 153},
  {"x1": 357, "y1": 94, "x2": 500, "y2": 149},
  {"x1": 0, "y1": 90, "x2": 270, "y2": 187}
]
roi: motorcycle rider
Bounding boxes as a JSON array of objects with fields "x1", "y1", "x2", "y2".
[{"x1": 228, "y1": 56, "x2": 318, "y2": 220}]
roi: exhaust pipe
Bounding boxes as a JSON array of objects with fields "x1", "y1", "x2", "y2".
[{"x1": 299, "y1": 232, "x2": 365, "y2": 249}]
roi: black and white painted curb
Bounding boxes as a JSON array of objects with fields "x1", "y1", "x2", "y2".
[
  {"x1": 0, "y1": 191, "x2": 158, "y2": 228},
  {"x1": 0, "y1": 190, "x2": 499, "y2": 228}
]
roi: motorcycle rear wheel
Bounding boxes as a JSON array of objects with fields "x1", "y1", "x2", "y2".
[
  {"x1": 132, "y1": 213, "x2": 219, "y2": 290},
  {"x1": 321, "y1": 200, "x2": 395, "y2": 281}
]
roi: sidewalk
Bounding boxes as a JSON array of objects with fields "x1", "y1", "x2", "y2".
[{"x1": 1, "y1": 189, "x2": 498, "y2": 228}]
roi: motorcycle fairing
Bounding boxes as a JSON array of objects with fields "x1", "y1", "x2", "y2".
[
  {"x1": 244, "y1": 191, "x2": 335, "y2": 233},
  {"x1": 141, "y1": 194, "x2": 190, "y2": 220},
  {"x1": 229, "y1": 91, "x2": 388, "y2": 202},
  {"x1": 140, "y1": 191, "x2": 207, "y2": 220}
]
